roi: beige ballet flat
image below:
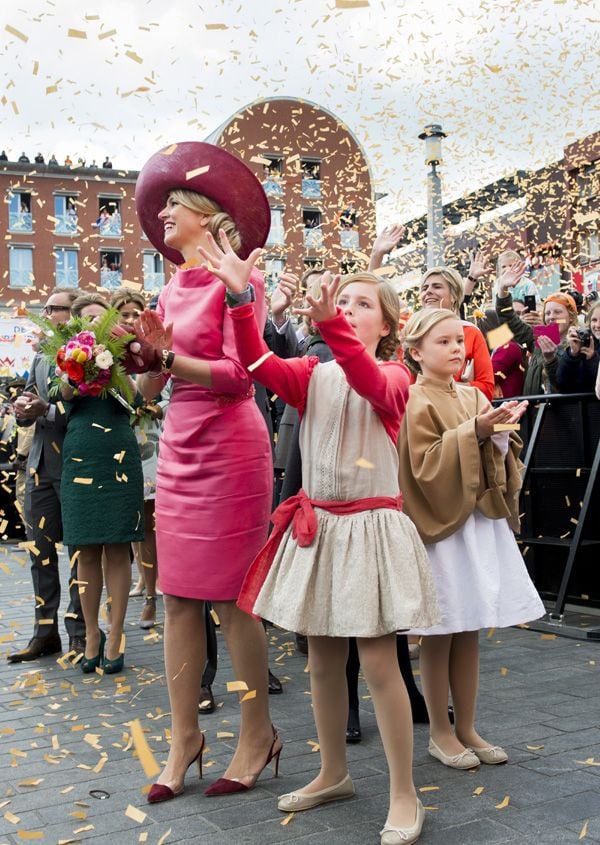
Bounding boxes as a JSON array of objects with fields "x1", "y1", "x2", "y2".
[
  {"x1": 277, "y1": 774, "x2": 354, "y2": 812},
  {"x1": 428, "y1": 738, "x2": 480, "y2": 769},
  {"x1": 380, "y1": 799, "x2": 425, "y2": 845},
  {"x1": 469, "y1": 744, "x2": 508, "y2": 765}
]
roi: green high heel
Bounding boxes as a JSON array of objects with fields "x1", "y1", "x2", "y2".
[
  {"x1": 81, "y1": 630, "x2": 106, "y2": 674},
  {"x1": 104, "y1": 649, "x2": 124, "y2": 674}
]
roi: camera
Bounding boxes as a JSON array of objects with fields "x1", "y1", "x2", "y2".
[{"x1": 577, "y1": 328, "x2": 592, "y2": 346}]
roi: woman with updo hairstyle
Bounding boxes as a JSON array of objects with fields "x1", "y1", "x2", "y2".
[
  {"x1": 417, "y1": 266, "x2": 495, "y2": 400},
  {"x1": 60, "y1": 292, "x2": 144, "y2": 675},
  {"x1": 132, "y1": 142, "x2": 277, "y2": 803},
  {"x1": 110, "y1": 287, "x2": 161, "y2": 628}
]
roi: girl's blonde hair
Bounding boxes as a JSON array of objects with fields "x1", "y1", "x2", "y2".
[
  {"x1": 402, "y1": 308, "x2": 461, "y2": 373},
  {"x1": 496, "y1": 249, "x2": 522, "y2": 278},
  {"x1": 586, "y1": 299, "x2": 600, "y2": 328},
  {"x1": 168, "y1": 189, "x2": 242, "y2": 254},
  {"x1": 335, "y1": 272, "x2": 399, "y2": 360},
  {"x1": 420, "y1": 266, "x2": 464, "y2": 313},
  {"x1": 110, "y1": 287, "x2": 145, "y2": 312},
  {"x1": 71, "y1": 292, "x2": 110, "y2": 317}
]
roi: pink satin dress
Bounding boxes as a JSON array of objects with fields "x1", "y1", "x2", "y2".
[{"x1": 156, "y1": 266, "x2": 273, "y2": 600}]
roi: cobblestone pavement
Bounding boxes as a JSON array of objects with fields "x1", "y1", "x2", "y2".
[{"x1": 0, "y1": 546, "x2": 599, "y2": 845}]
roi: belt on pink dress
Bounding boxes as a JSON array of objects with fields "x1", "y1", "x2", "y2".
[
  {"x1": 213, "y1": 384, "x2": 256, "y2": 408},
  {"x1": 237, "y1": 488, "x2": 403, "y2": 616}
]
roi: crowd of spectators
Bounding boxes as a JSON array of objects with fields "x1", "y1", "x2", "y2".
[{"x1": 0, "y1": 150, "x2": 114, "y2": 168}]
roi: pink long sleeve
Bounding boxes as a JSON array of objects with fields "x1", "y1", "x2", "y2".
[
  {"x1": 229, "y1": 303, "x2": 314, "y2": 410},
  {"x1": 315, "y1": 308, "x2": 410, "y2": 441}
]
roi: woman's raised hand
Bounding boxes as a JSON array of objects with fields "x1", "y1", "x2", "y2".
[
  {"x1": 197, "y1": 229, "x2": 262, "y2": 294},
  {"x1": 134, "y1": 310, "x2": 173, "y2": 354},
  {"x1": 294, "y1": 271, "x2": 340, "y2": 323}
]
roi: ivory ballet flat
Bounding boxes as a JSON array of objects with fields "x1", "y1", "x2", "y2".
[
  {"x1": 380, "y1": 798, "x2": 425, "y2": 845},
  {"x1": 469, "y1": 744, "x2": 508, "y2": 765},
  {"x1": 428, "y1": 737, "x2": 480, "y2": 769},
  {"x1": 277, "y1": 773, "x2": 354, "y2": 812}
]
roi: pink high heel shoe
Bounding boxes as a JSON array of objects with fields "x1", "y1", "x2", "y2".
[
  {"x1": 204, "y1": 726, "x2": 282, "y2": 796},
  {"x1": 147, "y1": 736, "x2": 205, "y2": 804}
]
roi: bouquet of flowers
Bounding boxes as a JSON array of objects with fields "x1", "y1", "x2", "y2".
[{"x1": 30, "y1": 307, "x2": 135, "y2": 402}]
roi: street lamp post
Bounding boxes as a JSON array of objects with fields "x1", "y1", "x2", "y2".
[{"x1": 419, "y1": 124, "x2": 447, "y2": 269}]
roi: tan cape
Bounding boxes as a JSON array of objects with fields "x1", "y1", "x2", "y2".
[{"x1": 398, "y1": 375, "x2": 524, "y2": 545}]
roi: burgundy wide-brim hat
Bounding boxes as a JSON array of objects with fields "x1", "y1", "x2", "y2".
[{"x1": 135, "y1": 141, "x2": 271, "y2": 263}]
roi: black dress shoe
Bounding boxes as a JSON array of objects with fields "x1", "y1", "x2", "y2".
[
  {"x1": 268, "y1": 669, "x2": 283, "y2": 694},
  {"x1": 7, "y1": 635, "x2": 62, "y2": 663},
  {"x1": 69, "y1": 636, "x2": 86, "y2": 655},
  {"x1": 346, "y1": 708, "x2": 362, "y2": 744}
]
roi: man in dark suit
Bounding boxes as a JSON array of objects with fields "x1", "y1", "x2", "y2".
[{"x1": 8, "y1": 288, "x2": 85, "y2": 662}]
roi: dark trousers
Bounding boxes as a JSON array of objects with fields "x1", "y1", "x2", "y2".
[{"x1": 24, "y1": 460, "x2": 85, "y2": 639}]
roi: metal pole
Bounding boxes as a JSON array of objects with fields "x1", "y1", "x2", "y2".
[{"x1": 427, "y1": 162, "x2": 444, "y2": 268}]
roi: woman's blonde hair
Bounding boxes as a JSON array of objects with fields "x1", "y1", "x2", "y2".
[
  {"x1": 420, "y1": 266, "x2": 464, "y2": 313},
  {"x1": 110, "y1": 286, "x2": 145, "y2": 312},
  {"x1": 586, "y1": 299, "x2": 600, "y2": 328},
  {"x1": 335, "y1": 272, "x2": 399, "y2": 360},
  {"x1": 71, "y1": 292, "x2": 110, "y2": 317},
  {"x1": 168, "y1": 189, "x2": 242, "y2": 254},
  {"x1": 402, "y1": 308, "x2": 461, "y2": 373},
  {"x1": 496, "y1": 249, "x2": 522, "y2": 278}
]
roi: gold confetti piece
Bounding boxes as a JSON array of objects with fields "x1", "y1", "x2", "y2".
[
  {"x1": 247, "y1": 351, "x2": 274, "y2": 372},
  {"x1": 335, "y1": 0, "x2": 369, "y2": 6},
  {"x1": 161, "y1": 144, "x2": 178, "y2": 156},
  {"x1": 495, "y1": 795, "x2": 510, "y2": 809},
  {"x1": 5, "y1": 24, "x2": 28, "y2": 42},
  {"x1": 73, "y1": 478, "x2": 93, "y2": 485},
  {"x1": 60, "y1": 786, "x2": 74, "y2": 794},
  {"x1": 185, "y1": 166, "x2": 210, "y2": 180},
  {"x1": 125, "y1": 50, "x2": 143, "y2": 64},
  {"x1": 68, "y1": 29, "x2": 87, "y2": 38},
  {"x1": 280, "y1": 813, "x2": 295, "y2": 826},
  {"x1": 205, "y1": 23, "x2": 229, "y2": 29},
  {"x1": 156, "y1": 829, "x2": 172, "y2": 845},
  {"x1": 493, "y1": 424, "x2": 520, "y2": 431},
  {"x1": 486, "y1": 64, "x2": 503, "y2": 73},
  {"x1": 576, "y1": 758, "x2": 600, "y2": 767},
  {"x1": 540, "y1": 634, "x2": 556, "y2": 640},
  {"x1": 129, "y1": 718, "x2": 161, "y2": 778},
  {"x1": 307, "y1": 740, "x2": 320, "y2": 752},
  {"x1": 209, "y1": 608, "x2": 220, "y2": 626},
  {"x1": 500, "y1": 666, "x2": 509, "y2": 676},
  {"x1": 355, "y1": 457, "x2": 375, "y2": 469},
  {"x1": 419, "y1": 786, "x2": 439, "y2": 792},
  {"x1": 17, "y1": 779, "x2": 43, "y2": 787},
  {"x1": 473, "y1": 786, "x2": 485, "y2": 796},
  {"x1": 580, "y1": 820, "x2": 589, "y2": 839},
  {"x1": 98, "y1": 28, "x2": 116, "y2": 39},
  {"x1": 486, "y1": 324, "x2": 514, "y2": 349},
  {"x1": 217, "y1": 732, "x2": 235, "y2": 738},
  {"x1": 226, "y1": 680, "x2": 249, "y2": 693},
  {"x1": 119, "y1": 633, "x2": 126, "y2": 654},
  {"x1": 4, "y1": 811, "x2": 21, "y2": 824},
  {"x1": 241, "y1": 689, "x2": 257, "y2": 702},
  {"x1": 0, "y1": 728, "x2": 15, "y2": 735},
  {"x1": 16, "y1": 832, "x2": 44, "y2": 840},
  {"x1": 46, "y1": 86, "x2": 58, "y2": 95},
  {"x1": 250, "y1": 155, "x2": 274, "y2": 166},
  {"x1": 171, "y1": 662, "x2": 188, "y2": 681},
  {"x1": 125, "y1": 805, "x2": 147, "y2": 824},
  {"x1": 527, "y1": 745, "x2": 544, "y2": 750}
]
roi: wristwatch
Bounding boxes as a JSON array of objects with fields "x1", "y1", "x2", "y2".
[{"x1": 225, "y1": 283, "x2": 255, "y2": 308}]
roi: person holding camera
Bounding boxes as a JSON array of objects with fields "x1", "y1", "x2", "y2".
[{"x1": 556, "y1": 299, "x2": 600, "y2": 394}]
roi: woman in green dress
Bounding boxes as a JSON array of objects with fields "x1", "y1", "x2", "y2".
[{"x1": 60, "y1": 292, "x2": 144, "y2": 673}]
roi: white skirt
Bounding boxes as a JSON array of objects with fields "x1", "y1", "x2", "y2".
[
  {"x1": 253, "y1": 508, "x2": 441, "y2": 638},
  {"x1": 410, "y1": 511, "x2": 545, "y2": 636}
]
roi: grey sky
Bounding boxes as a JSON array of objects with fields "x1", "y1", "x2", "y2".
[{"x1": 1, "y1": 0, "x2": 598, "y2": 225}]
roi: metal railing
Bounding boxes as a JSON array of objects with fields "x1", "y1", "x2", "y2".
[
  {"x1": 55, "y1": 268, "x2": 79, "y2": 287},
  {"x1": 340, "y1": 229, "x2": 359, "y2": 249},
  {"x1": 54, "y1": 214, "x2": 78, "y2": 235},
  {"x1": 143, "y1": 272, "x2": 165, "y2": 292},
  {"x1": 8, "y1": 211, "x2": 32, "y2": 232},
  {"x1": 303, "y1": 227, "x2": 323, "y2": 248},
  {"x1": 301, "y1": 178, "x2": 321, "y2": 199},
  {"x1": 100, "y1": 269, "x2": 122, "y2": 289}
]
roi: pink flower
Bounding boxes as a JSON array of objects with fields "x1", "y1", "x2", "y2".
[{"x1": 75, "y1": 331, "x2": 96, "y2": 347}]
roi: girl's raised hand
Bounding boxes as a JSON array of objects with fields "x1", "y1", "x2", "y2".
[
  {"x1": 294, "y1": 271, "x2": 340, "y2": 323},
  {"x1": 197, "y1": 229, "x2": 262, "y2": 294}
]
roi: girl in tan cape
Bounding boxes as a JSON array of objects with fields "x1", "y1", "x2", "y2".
[{"x1": 398, "y1": 308, "x2": 545, "y2": 771}]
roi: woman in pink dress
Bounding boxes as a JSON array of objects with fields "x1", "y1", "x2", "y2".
[{"x1": 133, "y1": 143, "x2": 280, "y2": 802}]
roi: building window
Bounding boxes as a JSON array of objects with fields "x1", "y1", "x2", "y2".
[
  {"x1": 303, "y1": 209, "x2": 323, "y2": 248},
  {"x1": 577, "y1": 163, "x2": 599, "y2": 200},
  {"x1": 266, "y1": 208, "x2": 285, "y2": 246},
  {"x1": 301, "y1": 159, "x2": 321, "y2": 199},
  {"x1": 9, "y1": 246, "x2": 33, "y2": 288},
  {"x1": 94, "y1": 198, "x2": 122, "y2": 236},
  {"x1": 262, "y1": 156, "x2": 284, "y2": 197},
  {"x1": 264, "y1": 257, "x2": 285, "y2": 295},
  {"x1": 54, "y1": 248, "x2": 78, "y2": 288},
  {"x1": 8, "y1": 191, "x2": 32, "y2": 232},
  {"x1": 580, "y1": 230, "x2": 600, "y2": 265},
  {"x1": 143, "y1": 252, "x2": 165, "y2": 292},
  {"x1": 54, "y1": 195, "x2": 78, "y2": 235},
  {"x1": 99, "y1": 251, "x2": 122, "y2": 289},
  {"x1": 340, "y1": 229, "x2": 359, "y2": 249}
]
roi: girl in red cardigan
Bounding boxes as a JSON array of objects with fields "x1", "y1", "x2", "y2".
[{"x1": 198, "y1": 230, "x2": 439, "y2": 845}]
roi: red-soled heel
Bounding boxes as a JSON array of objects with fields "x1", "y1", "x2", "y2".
[
  {"x1": 147, "y1": 735, "x2": 205, "y2": 804},
  {"x1": 204, "y1": 726, "x2": 282, "y2": 796}
]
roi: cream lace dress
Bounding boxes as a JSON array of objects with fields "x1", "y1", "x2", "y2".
[{"x1": 252, "y1": 361, "x2": 440, "y2": 637}]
